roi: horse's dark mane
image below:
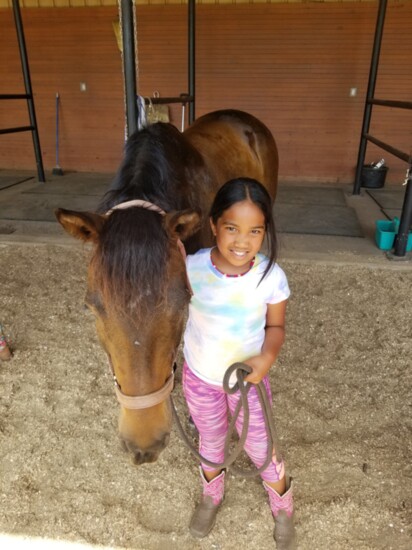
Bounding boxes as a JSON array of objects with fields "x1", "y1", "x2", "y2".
[
  {"x1": 94, "y1": 123, "x2": 203, "y2": 314},
  {"x1": 98, "y1": 123, "x2": 197, "y2": 214},
  {"x1": 91, "y1": 208, "x2": 169, "y2": 315}
]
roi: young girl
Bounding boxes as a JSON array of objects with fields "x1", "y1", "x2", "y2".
[{"x1": 183, "y1": 178, "x2": 296, "y2": 549}]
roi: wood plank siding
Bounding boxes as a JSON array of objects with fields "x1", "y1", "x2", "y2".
[{"x1": 0, "y1": 2, "x2": 410, "y2": 183}]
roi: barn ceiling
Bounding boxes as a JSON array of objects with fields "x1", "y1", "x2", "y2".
[{"x1": 0, "y1": 0, "x2": 363, "y2": 8}]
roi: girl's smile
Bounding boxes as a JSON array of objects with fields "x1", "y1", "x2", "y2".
[{"x1": 210, "y1": 199, "x2": 266, "y2": 276}]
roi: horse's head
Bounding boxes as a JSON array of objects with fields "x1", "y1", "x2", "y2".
[{"x1": 55, "y1": 205, "x2": 200, "y2": 464}]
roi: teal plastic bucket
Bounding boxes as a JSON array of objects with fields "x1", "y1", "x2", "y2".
[{"x1": 375, "y1": 217, "x2": 412, "y2": 251}]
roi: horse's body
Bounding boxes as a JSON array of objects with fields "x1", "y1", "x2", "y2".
[{"x1": 56, "y1": 109, "x2": 278, "y2": 465}]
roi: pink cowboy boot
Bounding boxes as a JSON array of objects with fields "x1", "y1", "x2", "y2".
[
  {"x1": 263, "y1": 478, "x2": 296, "y2": 550},
  {"x1": 189, "y1": 468, "x2": 225, "y2": 538}
]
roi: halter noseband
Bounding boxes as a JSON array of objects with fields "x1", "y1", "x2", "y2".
[
  {"x1": 114, "y1": 372, "x2": 175, "y2": 410},
  {"x1": 105, "y1": 199, "x2": 188, "y2": 409}
]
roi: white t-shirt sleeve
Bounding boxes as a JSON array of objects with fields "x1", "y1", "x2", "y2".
[{"x1": 267, "y1": 264, "x2": 290, "y2": 304}]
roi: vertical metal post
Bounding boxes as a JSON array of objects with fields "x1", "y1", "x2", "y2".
[
  {"x1": 353, "y1": 0, "x2": 387, "y2": 195},
  {"x1": 393, "y1": 166, "x2": 412, "y2": 257},
  {"x1": 120, "y1": 0, "x2": 137, "y2": 138},
  {"x1": 12, "y1": 0, "x2": 45, "y2": 182},
  {"x1": 188, "y1": 0, "x2": 195, "y2": 124}
]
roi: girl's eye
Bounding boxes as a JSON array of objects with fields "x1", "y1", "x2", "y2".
[
  {"x1": 251, "y1": 229, "x2": 263, "y2": 235},
  {"x1": 226, "y1": 226, "x2": 236, "y2": 233}
]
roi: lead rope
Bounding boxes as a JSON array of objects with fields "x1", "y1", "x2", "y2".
[{"x1": 170, "y1": 362, "x2": 283, "y2": 478}]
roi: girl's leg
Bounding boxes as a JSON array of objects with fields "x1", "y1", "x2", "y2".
[
  {"x1": 263, "y1": 479, "x2": 296, "y2": 550},
  {"x1": 182, "y1": 362, "x2": 229, "y2": 473},
  {"x1": 228, "y1": 377, "x2": 296, "y2": 550},
  {"x1": 227, "y1": 376, "x2": 285, "y2": 483},
  {"x1": 182, "y1": 362, "x2": 228, "y2": 538}
]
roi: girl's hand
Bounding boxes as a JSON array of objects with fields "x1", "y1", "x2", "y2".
[
  {"x1": 244, "y1": 354, "x2": 273, "y2": 384},
  {"x1": 243, "y1": 300, "x2": 288, "y2": 385}
]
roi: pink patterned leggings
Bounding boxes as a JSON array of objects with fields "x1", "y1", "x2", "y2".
[{"x1": 182, "y1": 362, "x2": 285, "y2": 483}]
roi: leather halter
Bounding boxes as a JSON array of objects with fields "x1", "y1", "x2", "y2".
[
  {"x1": 104, "y1": 199, "x2": 189, "y2": 409},
  {"x1": 114, "y1": 372, "x2": 175, "y2": 410},
  {"x1": 106, "y1": 199, "x2": 166, "y2": 216}
]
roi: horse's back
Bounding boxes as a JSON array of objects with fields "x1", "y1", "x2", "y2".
[{"x1": 184, "y1": 109, "x2": 278, "y2": 200}]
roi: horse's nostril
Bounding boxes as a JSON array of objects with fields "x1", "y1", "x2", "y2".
[
  {"x1": 132, "y1": 451, "x2": 148, "y2": 465},
  {"x1": 125, "y1": 439, "x2": 139, "y2": 456},
  {"x1": 133, "y1": 451, "x2": 159, "y2": 465},
  {"x1": 120, "y1": 433, "x2": 170, "y2": 464}
]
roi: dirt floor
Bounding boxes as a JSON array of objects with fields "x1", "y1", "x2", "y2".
[{"x1": 0, "y1": 242, "x2": 411, "y2": 550}]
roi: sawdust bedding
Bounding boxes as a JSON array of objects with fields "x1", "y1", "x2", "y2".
[{"x1": 0, "y1": 243, "x2": 411, "y2": 550}]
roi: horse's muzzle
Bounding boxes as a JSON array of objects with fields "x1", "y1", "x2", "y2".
[{"x1": 120, "y1": 433, "x2": 170, "y2": 465}]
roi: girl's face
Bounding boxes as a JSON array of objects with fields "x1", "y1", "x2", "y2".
[{"x1": 210, "y1": 199, "x2": 266, "y2": 275}]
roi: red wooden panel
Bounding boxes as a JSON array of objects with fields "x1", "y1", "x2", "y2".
[{"x1": 0, "y1": 2, "x2": 410, "y2": 183}]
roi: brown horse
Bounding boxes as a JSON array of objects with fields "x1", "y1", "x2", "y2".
[{"x1": 55, "y1": 109, "x2": 278, "y2": 465}]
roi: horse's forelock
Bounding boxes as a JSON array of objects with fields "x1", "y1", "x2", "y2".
[{"x1": 91, "y1": 209, "x2": 169, "y2": 315}]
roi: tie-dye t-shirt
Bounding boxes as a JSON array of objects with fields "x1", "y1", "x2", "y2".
[{"x1": 183, "y1": 248, "x2": 290, "y2": 387}]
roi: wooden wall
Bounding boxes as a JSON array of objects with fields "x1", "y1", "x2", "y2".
[{"x1": 0, "y1": 2, "x2": 410, "y2": 184}]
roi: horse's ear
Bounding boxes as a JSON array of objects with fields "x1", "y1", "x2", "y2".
[
  {"x1": 55, "y1": 208, "x2": 106, "y2": 243},
  {"x1": 164, "y1": 209, "x2": 201, "y2": 241}
]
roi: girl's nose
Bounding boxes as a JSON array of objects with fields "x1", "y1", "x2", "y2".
[{"x1": 234, "y1": 232, "x2": 249, "y2": 245}]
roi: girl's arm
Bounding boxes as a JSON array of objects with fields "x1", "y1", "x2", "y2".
[{"x1": 244, "y1": 299, "x2": 288, "y2": 384}]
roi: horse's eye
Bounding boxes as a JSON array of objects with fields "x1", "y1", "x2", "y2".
[{"x1": 85, "y1": 290, "x2": 106, "y2": 315}]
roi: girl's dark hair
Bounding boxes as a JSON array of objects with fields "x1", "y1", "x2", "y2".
[{"x1": 209, "y1": 177, "x2": 277, "y2": 283}]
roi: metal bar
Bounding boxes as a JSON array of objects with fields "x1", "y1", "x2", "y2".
[
  {"x1": 0, "y1": 94, "x2": 30, "y2": 100},
  {"x1": 364, "y1": 134, "x2": 411, "y2": 164},
  {"x1": 393, "y1": 167, "x2": 412, "y2": 257},
  {"x1": 12, "y1": 0, "x2": 45, "y2": 182},
  {"x1": 144, "y1": 95, "x2": 193, "y2": 106},
  {"x1": 0, "y1": 126, "x2": 34, "y2": 135},
  {"x1": 188, "y1": 0, "x2": 195, "y2": 124},
  {"x1": 120, "y1": 0, "x2": 137, "y2": 138},
  {"x1": 370, "y1": 98, "x2": 412, "y2": 110},
  {"x1": 353, "y1": 0, "x2": 387, "y2": 195}
]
